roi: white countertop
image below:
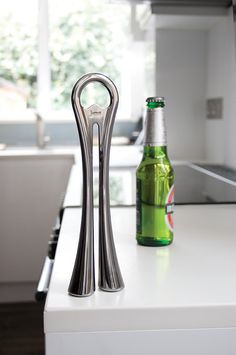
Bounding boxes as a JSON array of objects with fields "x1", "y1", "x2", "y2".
[
  {"x1": 0, "y1": 144, "x2": 141, "y2": 161},
  {"x1": 45, "y1": 204, "x2": 236, "y2": 333},
  {"x1": 0, "y1": 146, "x2": 78, "y2": 159}
]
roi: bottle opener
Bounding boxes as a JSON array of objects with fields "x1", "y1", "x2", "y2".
[{"x1": 68, "y1": 73, "x2": 124, "y2": 297}]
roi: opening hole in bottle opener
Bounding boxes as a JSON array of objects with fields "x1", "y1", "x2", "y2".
[{"x1": 80, "y1": 82, "x2": 111, "y2": 108}]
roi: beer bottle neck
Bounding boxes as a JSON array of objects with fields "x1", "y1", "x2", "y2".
[
  {"x1": 143, "y1": 145, "x2": 167, "y2": 158},
  {"x1": 143, "y1": 107, "x2": 167, "y2": 146}
]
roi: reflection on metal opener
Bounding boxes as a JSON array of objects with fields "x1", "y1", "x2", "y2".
[{"x1": 68, "y1": 73, "x2": 124, "y2": 297}]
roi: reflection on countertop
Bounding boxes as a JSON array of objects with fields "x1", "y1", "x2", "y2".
[
  {"x1": 64, "y1": 160, "x2": 236, "y2": 209},
  {"x1": 1, "y1": 144, "x2": 236, "y2": 205}
]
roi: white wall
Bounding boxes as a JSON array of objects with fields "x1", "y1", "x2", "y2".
[
  {"x1": 206, "y1": 10, "x2": 236, "y2": 168},
  {"x1": 156, "y1": 29, "x2": 207, "y2": 161}
]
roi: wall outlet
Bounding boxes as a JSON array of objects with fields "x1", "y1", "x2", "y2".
[{"x1": 206, "y1": 98, "x2": 223, "y2": 119}]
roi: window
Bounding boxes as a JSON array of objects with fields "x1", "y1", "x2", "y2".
[
  {"x1": 0, "y1": 0, "x2": 37, "y2": 120},
  {"x1": 49, "y1": 0, "x2": 130, "y2": 116},
  {"x1": 0, "y1": 0, "x2": 154, "y2": 146},
  {"x1": 0, "y1": 0, "x2": 135, "y2": 119}
]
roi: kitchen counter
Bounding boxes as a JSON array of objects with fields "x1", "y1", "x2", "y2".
[
  {"x1": 44, "y1": 204, "x2": 236, "y2": 354},
  {"x1": 0, "y1": 146, "x2": 79, "y2": 158},
  {"x1": 44, "y1": 145, "x2": 236, "y2": 354}
]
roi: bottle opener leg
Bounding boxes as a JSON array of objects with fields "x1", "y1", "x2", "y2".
[
  {"x1": 68, "y1": 73, "x2": 124, "y2": 297},
  {"x1": 98, "y1": 86, "x2": 124, "y2": 293},
  {"x1": 68, "y1": 78, "x2": 95, "y2": 297}
]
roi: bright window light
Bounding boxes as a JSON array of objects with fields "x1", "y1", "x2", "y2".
[{"x1": 0, "y1": 0, "x2": 139, "y2": 121}]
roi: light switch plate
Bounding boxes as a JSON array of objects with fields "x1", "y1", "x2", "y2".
[{"x1": 206, "y1": 98, "x2": 223, "y2": 119}]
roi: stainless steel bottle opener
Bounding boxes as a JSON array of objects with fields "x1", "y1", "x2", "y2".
[{"x1": 68, "y1": 73, "x2": 124, "y2": 297}]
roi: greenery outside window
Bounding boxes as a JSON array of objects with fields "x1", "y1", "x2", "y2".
[{"x1": 0, "y1": 0, "x2": 136, "y2": 122}]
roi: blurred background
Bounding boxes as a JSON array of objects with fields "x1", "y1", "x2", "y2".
[
  {"x1": 0, "y1": 0, "x2": 236, "y2": 164},
  {"x1": 1, "y1": 0, "x2": 236, "y2": 354}
]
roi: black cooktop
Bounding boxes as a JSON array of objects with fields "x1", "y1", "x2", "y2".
[
  {"x1": 174, "y1": 164, "x2": 236, "y2": 204},
  {"x1": 63, "y1": 163, "x2": 236, "y2": 209}
]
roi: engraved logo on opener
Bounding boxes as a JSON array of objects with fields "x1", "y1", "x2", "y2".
[{"x1": 88, "y1": 104, "x2": 103, "y2": 119}]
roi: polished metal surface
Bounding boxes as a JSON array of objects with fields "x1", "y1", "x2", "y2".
[{"x1": 68, "y1": 73, "x2": 124, "y2": 297}]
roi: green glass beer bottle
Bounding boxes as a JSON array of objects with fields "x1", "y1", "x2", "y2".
[{"x1": 136, "y1": 97, "x2": 174, "y2": 246}]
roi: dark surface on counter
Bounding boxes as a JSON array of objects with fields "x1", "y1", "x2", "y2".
[
  {"x1": 196, "y1": 164, "x2": 236, "y2": 182},
  {"x1": 62, "y1": 163, "x2": 236, "y2": 208},
  {"x1": 0, "y1": 302, "x2": 44, "y2": 355},
  {"x1": 174, "y1": 164, "x2": 236, "y2": 204}
]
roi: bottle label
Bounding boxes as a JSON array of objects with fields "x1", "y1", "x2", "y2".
[
  {"x1": 136, "y1": 179, "x2": 141, "y2": 233},
  {"x1": 165, "y1": 184, "x2": 174, "y2": 232}
]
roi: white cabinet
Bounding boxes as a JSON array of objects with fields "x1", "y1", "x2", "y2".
[{"x1": 0, "y1": 151, "x2": 74, "y2": 284}]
